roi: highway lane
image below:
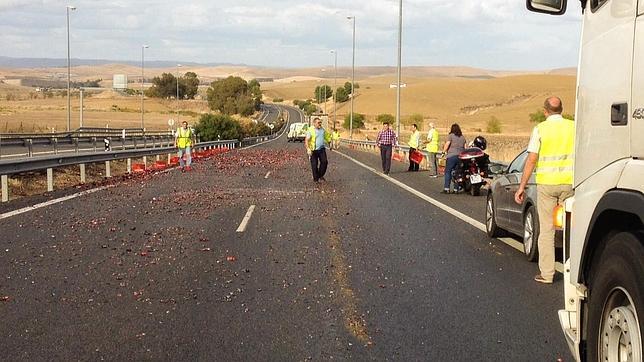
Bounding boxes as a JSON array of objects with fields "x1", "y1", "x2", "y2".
[{"x1": 0, "y1": 108, "x2": 571, "y2": 360}]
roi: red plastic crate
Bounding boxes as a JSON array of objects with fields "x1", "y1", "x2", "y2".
[{"x1": 132, "y1": 163, "x2": 146, "y2": 173}]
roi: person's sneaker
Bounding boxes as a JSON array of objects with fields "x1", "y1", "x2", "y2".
[
  {"x1": 180, "y1": 167, "x2": 185, "y2": 173},
  {"x1": 534, "y1": 275, "x2": 553, "y2": 284},
  {"x1": 319, "y1": 177, "x2": 326, "y2": 182},
  {"x1": 441, "y1": 189, "x2": 451, "y2": 194},
  {"x1": 430, "y1": 174, "x2": 439, "y2": 178},
  {"x1": 185, "y1": 166, "x2": 192, "y2": 172}
]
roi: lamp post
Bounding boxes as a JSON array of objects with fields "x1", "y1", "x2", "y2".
[
  {"x1": 330, "y1": 50, "x2": 338, "y2": 131},
  {"x1": 395, "y1": 0, "x2": 403, "y2": 137},
  {"x1": 66, "y1": 5, "x2": 76, "y2": 132},
  {"x1": 176, "y1": 63, "x2": 182, "y2": 123},
  {"x1": 347, "y1": 16, "x2": 356, "y2": 139},
  {"x1": 140, "y1": 44, "x2": 149, "y2": 129}
]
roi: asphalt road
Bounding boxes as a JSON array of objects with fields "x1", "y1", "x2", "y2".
[{"x1": 0, "y1": 106, "x2": 572, "y2": 361}]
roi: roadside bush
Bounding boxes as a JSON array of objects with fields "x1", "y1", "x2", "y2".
[
  {"x1": 530, "y1": 109, "x2": 575, "y2": 123},
  {"x1": 343, "y1": 113, "x2": 365, "y2": 129},
  {"x1": 404, "y1": 113, "x2": 424, "y2": 126},
  {"x1": 487, "y1": 116, "x2": 503, "y2": 133},
  {"x1": 376, "y1": 113, "x2": 395, "y2": 124},
  {"x1": 195, "y1": 113, "x2": 243, "y2": 141},
  {"x1": 529, "y1": 109, "x2": 546, "y2": 123},
  {"x1": 272, "y1": 98, "x2": 284, "y2": 103}
]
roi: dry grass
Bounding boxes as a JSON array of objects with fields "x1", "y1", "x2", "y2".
[
  {"x1": 0, "y1": 87, "x2": 210, "y2": 132},
  {"x1": 263, "y1": 74, "x2": 576, "y2": 137}
]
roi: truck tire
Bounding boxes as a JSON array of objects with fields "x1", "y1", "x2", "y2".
[
  {"x1": 587, "y1": 231, "x2": 643, "y2": 362},
  {"x1": 523, "y1": 205, "x2": 539, "y2": 262}
]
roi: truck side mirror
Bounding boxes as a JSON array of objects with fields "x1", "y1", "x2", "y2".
[{"x1": 527, "y1": 0, "x2": 567, "y2": 15}]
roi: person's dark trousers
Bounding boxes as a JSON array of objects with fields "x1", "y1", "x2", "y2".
[
  {"x1": 380, "y1": 144, "x2": 392, "y2": 174},
  {"x1": 310, "y1": 148, "x2": 328, "y2": 181},
  {"x1": 408, "y1": 147, "x2": 420, "y2": 171},
  {"x1": 443, "y1": 155, "x2": 460, "y2": 190}
]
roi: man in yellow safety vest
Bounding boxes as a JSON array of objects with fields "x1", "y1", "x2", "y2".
[
  {"x1": 425, "y1": 122, "x2": 440, "y2": 177},
  {"x1": 331, "y1": 129, "x2": 341, "y2": 150},
  {"x1": 175, "y1": 121, "x2": 195, "y2": 172},
  {"x1": 305, "y1": 117, "x2": 332, "y2": 182},
  {"x1": 407, "y1": 123, "x2": 421, "y2": 172},
  {"x1": 515, "y1": 96, "x2": 574, "y2": 284}
]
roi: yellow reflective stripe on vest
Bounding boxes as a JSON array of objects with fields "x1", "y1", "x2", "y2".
[
  {"x1": 535, "y1": 118, "x2": 574, "y2": 185},
  {"x1": 426, "y1": 129, "x2": 439, "y2": 152}
]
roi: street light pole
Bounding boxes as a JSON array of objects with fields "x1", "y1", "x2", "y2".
[
  {"x1": 331, "y1": 50, "x2": 337, "y2": 131},
  {"x1": 66, "y1": 5, "x2": 76, "y2": 132},
  {"x1": 396, "y1": 0, "x2": 403, "y2": 137},
  {"x1": 140, "y1": 44, "x2": 149, "y2": 129},
  {"x1": 176, "y1": 63, "x2": 182, "y2": 123},
  {"x1": 347, "y1": 16, "x2": 356, "y2": 139}
]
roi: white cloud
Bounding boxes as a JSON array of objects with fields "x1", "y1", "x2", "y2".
[{"x1": 0, "y1": 0, "x2": 582, "y2": 70}]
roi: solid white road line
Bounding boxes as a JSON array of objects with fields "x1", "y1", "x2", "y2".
[
  {"x1": 236, "y1": 205, "x2": 256, "y2": 233},
  {"x1": 0, "y1": 185, "x2": 115, "y2": 220},
  {"x1": 335, "y1": 151, "x2": 564, "y2": 273},
  {"x1": 264, "y1": 171, "x2": 271, "y2": 179}
]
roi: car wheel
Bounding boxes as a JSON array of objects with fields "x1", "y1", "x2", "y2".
[
  {"x1": 587, "y1": 231, "x2": 643, "y2": 362},
  {"x1": 485, "y1": 194, "x2": 504, "y2": 237},
  {"x1": 523, "y1": 205, "x2": 539, "y2": 262}
]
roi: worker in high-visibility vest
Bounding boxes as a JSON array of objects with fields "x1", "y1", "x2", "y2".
[
  {"x1": 425, "y1": 122, "x2": 440, "y2": 177},
  {"x1": 515, "y1": 96, "x2": 574, "y2": 284},
  {"x1": 305, "y1": 117, "x2": 332, "y2": 182},
  {"x1": 407, "y1": 123, "x2": 421, "y2": 172},
  {"x1": 331, "y1": 130, "x2": 341, "y2": 150},
  {"x1": 175, "y1": 121, "x2": 195, "y2": 172}
]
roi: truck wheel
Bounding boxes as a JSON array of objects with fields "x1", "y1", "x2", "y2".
[
  {"x1": 485, "y1": 194, "x2": 505, "y2": 237},
  {"x1": 523, "y1": 206, "x2": 539, "y2": 262},
  {"x1": 587, "y1": 231, "x2": 643, "y2": 362}
]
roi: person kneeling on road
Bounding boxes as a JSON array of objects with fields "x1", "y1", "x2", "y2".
[
  {"x1": 305, "y1": 117, "x2": 332, "y2": 182},
  {"x1": 175, "y1": 121, "x2": 195, "y2": 172}
]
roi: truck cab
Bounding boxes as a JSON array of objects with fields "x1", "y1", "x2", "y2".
[{"x1": 528, "y1": 0, "x2": 644, "y2": 361}]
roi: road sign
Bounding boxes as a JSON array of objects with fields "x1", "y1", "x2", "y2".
[
  {"x1": 168, "y1": 119, "x2": 175, "y2": 127},
  {"x1": 389, "y1": 83, "x2": 407, "y2": 88}
]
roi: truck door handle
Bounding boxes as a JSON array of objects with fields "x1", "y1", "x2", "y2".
[{"x1": 611, "y1": 103, "x2": 628, "y2": 126}]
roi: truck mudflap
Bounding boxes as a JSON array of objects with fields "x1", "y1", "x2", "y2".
[
  {"x1": 558, "y1": 309, "x2": 578, "y2": 358},
  {"x1": 560, "y1": 257, "x2": 586, "y2": 361}
]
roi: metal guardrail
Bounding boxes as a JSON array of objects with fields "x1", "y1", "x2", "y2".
[
  {"x1": 0, "y1": 139, "x2": 238, "y2": 202},
  {"x1": 0, "y1": 127, "x2": 175, "y2": 159},
  {"x1": 0, "y1": 104, "x2": 291, "y2": 202}
]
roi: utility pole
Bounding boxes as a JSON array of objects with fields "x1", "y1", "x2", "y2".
[
  {"x1": 66, "y1": 5, "x2": 76, "y2": 132},
  {"x1": 396, "y1": 0, "x2": 403, "y2": 137},
  {"x1": 140, "y1": 44, "x2": 149, "y2": 129},
  {"x1": 347, "y1": 16, "x2": 356, "y2": 139}
]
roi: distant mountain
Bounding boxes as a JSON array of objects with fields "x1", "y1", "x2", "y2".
[{"x1": 0, "y1": 56, "x2": 242, "y2": 69}]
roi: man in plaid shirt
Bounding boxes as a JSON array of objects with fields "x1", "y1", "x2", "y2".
[{"x1": 376, "y1": 121, "x2": 398, "y2": 175}]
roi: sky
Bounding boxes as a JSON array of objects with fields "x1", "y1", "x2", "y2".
[{"x1": 0, "y1": 0, "x2": 583, "y2": 70}]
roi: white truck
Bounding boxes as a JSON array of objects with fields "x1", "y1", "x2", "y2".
[{"x1": 527, "y1": 1, "x2": 643, "y2": 361}]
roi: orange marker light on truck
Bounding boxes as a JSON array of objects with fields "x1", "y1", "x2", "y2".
[{"x1": 553, "y1": 204, "x2": 565, "y2": 229}]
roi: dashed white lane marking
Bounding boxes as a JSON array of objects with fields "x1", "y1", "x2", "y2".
[
  {"x1": 335, "y1": 150, "x2": 563, "y2": 273},
  {"x1": 264, "y1": 171, "x2": 271, "y2": 179},
  {"x1": 0, "y1": 185, "x2": 115, "y2": 220},
  {"x1": 236, "y1": 205, "x2": 256, "y2": 233}
]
